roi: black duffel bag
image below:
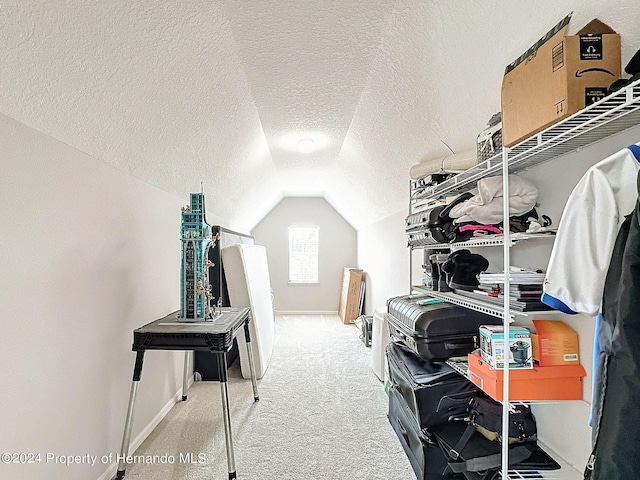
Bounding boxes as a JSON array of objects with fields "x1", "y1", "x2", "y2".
[
  {"x1": 468, "y1": 396, "x2": 537, "y2": 444},
  {"x1": 431, "y1": 422, "x2": 560, "y2": 476}
]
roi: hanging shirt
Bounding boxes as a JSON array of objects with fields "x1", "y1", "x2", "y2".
[
  {"x1": 586, "y1": 185, "x2": 640, "y2": 479},
  {"x1": 541, "y1": 144, "x2": 640, "y2": 316},
  {"x1": 541, "y1": 143, "x2": 640, "y2": 430}
]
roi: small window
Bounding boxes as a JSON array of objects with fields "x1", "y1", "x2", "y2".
[{"x1": 288, "y1": 225, "x2": 319, "y2": 283}]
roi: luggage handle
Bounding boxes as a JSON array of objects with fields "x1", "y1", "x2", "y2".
[
  {"x1": 444, "y1": 340, "x2": 475, "y2": 351},
  {"x1": 396, "y1": 417, "x2": 410, "y2": 444},
  {"x1": 447, "y1": 444, "x2": 534, "y2": 473},
  {"x1": 445, "y1": 424, "x2": 537, "y2": 473},
  {"x1": 390, "y1": 330, "x2": 408, "y2": 343}
]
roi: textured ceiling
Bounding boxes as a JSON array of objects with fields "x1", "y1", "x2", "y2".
[{"x1": 2, "y1": 1, "x2": 640, "y2": 230}]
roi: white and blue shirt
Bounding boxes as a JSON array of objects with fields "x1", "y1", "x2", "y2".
[
  {"x1": 542, "y1": 144, "x2": 640, "y2": 315},
  {"x1": 541, "y1": 143, "x2": 640, "y2": 427}
]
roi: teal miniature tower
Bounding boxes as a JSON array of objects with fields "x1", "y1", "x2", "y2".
[{"x1": 179, "y1": 193, "x2": 216, "y2": 321}]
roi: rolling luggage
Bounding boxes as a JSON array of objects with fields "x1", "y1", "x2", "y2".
[
  {"x1": 388, "y1": 386, "x2": 464, "y2": 480},
  {"x1": 387, "y1": 295, "x2": 501, "y2": 361},
  {"x1": 386, "y1": 342, "x2": 481, "y2": 429}
]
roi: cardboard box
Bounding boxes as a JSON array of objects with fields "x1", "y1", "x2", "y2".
[
  {"x1": 467, "y1": 351, "x2": 586, "y2": 401},
  {"x1": 531, "y1": 319, "x2": 580, "y2": 366},
  {"x1": 501, "y1": 14, "x2": 621, "y2": 147},
  {"x1": 338, "y1": 267, "x2": 363, "y2": 324},
  {"x1": 479, "y1": 325, "x2": 533, "y2": 369}
]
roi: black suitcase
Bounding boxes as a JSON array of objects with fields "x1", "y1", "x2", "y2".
[
  {"x1": 387, "y1": 342, "x2": 481, "y2": 429},
  {"x1": 388, "y1": 385, "x2": 464, "y2": 480},
  {"x1": 386, "y1": 295, "x2": 502, "y2": 361}
]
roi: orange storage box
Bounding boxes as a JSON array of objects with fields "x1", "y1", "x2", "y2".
[{"x1": 467, "y1": 351, "x2": 586, "y2": 402}]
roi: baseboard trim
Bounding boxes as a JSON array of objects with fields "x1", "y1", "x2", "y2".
[
  {"x1": 96, "y1": 375, "x2": 194, "y2": 480},
  {"x1": 276, "y1": 310, "x2": 338, "y2": 315}
]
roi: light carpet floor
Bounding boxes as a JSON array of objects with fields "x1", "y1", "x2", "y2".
[{"x1": 123, "y1": 313, "x2": 415, "y2": 479}]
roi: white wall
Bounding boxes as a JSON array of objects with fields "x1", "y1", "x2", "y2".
[
  {"x1": 0, "y1": 114, "x2": 226, "y2": 480},
  {"x1": 251, "y1": 197, "x2": 356, "y2": 312},
  {"x1": 355, "y1": 124, "x2": 640, "y2": 471},
  {"x1": 356, "y1": 209, "x2": 423, "y2": 314}
]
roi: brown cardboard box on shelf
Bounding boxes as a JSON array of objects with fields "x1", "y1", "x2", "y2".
[
  {"x1": 501, "y1": 13, "x2": 621, "y2": 147},
  {"x1": 338, "y1": 267, "x2": 363, "y2": 324},
  {"x1": 531, "y1": 319, "x2": 580, "y2": 366}
]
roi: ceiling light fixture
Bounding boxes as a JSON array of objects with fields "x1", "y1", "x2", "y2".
[
  {"x1": 278, "y1": 132, "x2": 329, "y2": 153},
  {"x1": 297, "y1": 138, "x2": 315, "y2": 153}
]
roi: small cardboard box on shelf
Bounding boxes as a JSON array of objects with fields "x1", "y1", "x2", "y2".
[
  {"x1": 531, "y1": 319, "x2": 580, "y2": 366},
  {"x1": 479, "y1": 325, "x2": 533, "y2": 369}
]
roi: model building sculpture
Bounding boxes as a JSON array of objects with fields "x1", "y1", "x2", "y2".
[{"x1": 178, "y1": 192, "x2": 219, "y2": 322}]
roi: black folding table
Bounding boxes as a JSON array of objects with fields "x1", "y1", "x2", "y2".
[{"x1": 115, "y1": 307, "x2": 259, "y2": 480}]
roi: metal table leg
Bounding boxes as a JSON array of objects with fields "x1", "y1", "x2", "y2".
[
  {"x1": 115, "y1": 350, "x2": 145, "y2": 480},
  {"x1": 243, "y1": 321, "x2": 260, "y2": 402},
  {"x1": 217, "y1": 352, "x2": 237, "y2": 480},
  {"x1": 182, "y1": 351, "x2": 190, "y2": 401}
]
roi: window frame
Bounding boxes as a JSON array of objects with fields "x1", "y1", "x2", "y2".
[{"x1": 287, "y1": 224, "x2": 320, "y2": 285}]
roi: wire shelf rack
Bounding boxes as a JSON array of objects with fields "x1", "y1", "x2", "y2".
[
  {"x1": 444, "y1": 358, "x2": 584, "y2": 480},
  {"x1": 410, "y1": 78, "x2": 640, "y2": 207},
  {"x1": 403, "y1": 61, "x2": 634, "y2": 480},
  {"x1": 408, "y1": 232, "x2": 555, "y2": 250},
  {"x1": 411, "y1": 286, "x2": 508, "y2": 318},
  {"x1": 502, "y1": 465, "x2": 582, "y2": 480},
  {"x1": 410, "y1": 286, "x2": 561, "y2": 319}
]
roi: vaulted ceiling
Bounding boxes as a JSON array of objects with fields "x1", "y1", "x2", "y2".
[{"x1": 2, "y1": 1, "x2": 639, "y2": 230}]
